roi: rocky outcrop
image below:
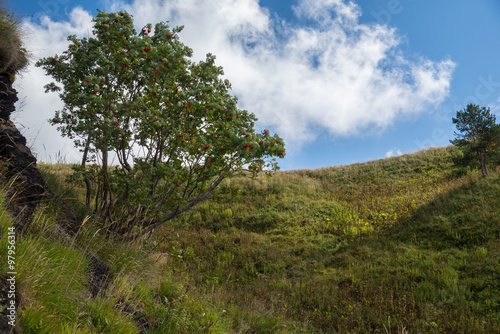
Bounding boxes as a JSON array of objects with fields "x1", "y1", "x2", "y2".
[
  {"x1": 0, "y1": 72, "x2": 47, "y2": 224},
  {"x1": 0, "y1": 71, "x2": 48, "y2": 333},
  {"x1": 0, "y1": 71, "x2": 114, "y2": 328}
]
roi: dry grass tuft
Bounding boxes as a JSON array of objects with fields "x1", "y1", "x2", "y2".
[{"x1": 0, "y1": 0, "x2": 29, "y2": 74}]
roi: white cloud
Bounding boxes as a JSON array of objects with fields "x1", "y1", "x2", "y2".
[
  {"x1": 385, "y1": 148, "x2": 403, "y2": 158},
  {"x1": 15, "y1": 0, "x2": 455, "y2": 162},
  {"x1": 15, "y1": 7, "x2": 94, "y2": 162}
]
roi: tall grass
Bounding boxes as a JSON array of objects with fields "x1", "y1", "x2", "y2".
[
  {"x1": 0, "y1": 182, "x2": 233, "y2": 333},
  {"x1": 0, "y1": 0, "x2": 29, "y2": 74},
  {"x1": 156, "y1": 146, "x2": 500, "y2": 333},
  {"x1": 3, "y1": 146, "x2": 498, "y2": 333}
]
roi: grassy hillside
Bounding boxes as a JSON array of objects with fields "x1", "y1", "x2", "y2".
[{"x1": 1, "y1": 146, "x2": 499, "y2": 333}]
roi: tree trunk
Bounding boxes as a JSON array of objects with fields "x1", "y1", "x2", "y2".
[
  {"x1": 101, "y1": 148, "x2": 110, "y2": 214},
  {"x1": 81, "y1": 133, "x2": 92, "y2": 211},
  {"x1": 478, "y1": 151, "x2": 489, "y2": 176}
]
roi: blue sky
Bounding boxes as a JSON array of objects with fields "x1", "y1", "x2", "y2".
[{"x1": 11, "y1": 0, "x2": 500, "y2": 170}]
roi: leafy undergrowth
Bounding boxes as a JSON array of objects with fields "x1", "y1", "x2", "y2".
[{"x1": 1, "y1": 146, "x2": 498, "y2": 333}]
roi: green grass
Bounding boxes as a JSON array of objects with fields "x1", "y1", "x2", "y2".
[
  {"x1": 1, "y1": 146, "x2": 499, "y2": 333},
  {"x1": 159, "y1": 146, "x2": 500, "y2": 333},
  {"x1": 0, "y1": 186, "x2": 232, "y2": 333}
]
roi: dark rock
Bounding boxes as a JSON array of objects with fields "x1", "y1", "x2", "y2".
[
  {"x1": 87, "y1": 254, "x2": 111, "y2": 298},
  {"x1": 0, "y1": 72, "x2": 47, "y2": 227}
]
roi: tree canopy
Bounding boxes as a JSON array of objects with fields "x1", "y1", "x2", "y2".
[
  {"x1": 36, "y1": 10, "x2": 285, "y2": 239},
  {"x1": 450, "y1": 103, "x2": 499, "y2": 176}
]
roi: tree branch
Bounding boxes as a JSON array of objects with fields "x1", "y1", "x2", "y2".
[{"x1": 124, "y1": 175, "x2": 225, "y2": 241}]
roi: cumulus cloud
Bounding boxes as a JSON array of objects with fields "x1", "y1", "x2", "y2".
[
  {"x1": 15, "y1": 0, "x2": 455, "y2": 162},
  {"x1": 16, "y1": 7, "x2": 94, "y2": 162},
  {"x1": 385, "y1": 148, "x2": 403, "y2": 158}
]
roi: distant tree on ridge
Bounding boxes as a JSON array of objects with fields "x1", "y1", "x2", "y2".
[{"x1": 450, "y1": 103, "x2": 500, "y2": 176}]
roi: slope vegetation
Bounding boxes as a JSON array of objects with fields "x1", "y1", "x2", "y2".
[{"x1": 0, "y1": 146, "x2": 498, "y2": 333}]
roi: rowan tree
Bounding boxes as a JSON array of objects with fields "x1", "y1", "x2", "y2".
[
  {"x1": 36, "y1": 10, "x2": 285, "y2": 239},
  {"x1": 450, "y1": 103, "x2": 499, "y2": 176}
]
